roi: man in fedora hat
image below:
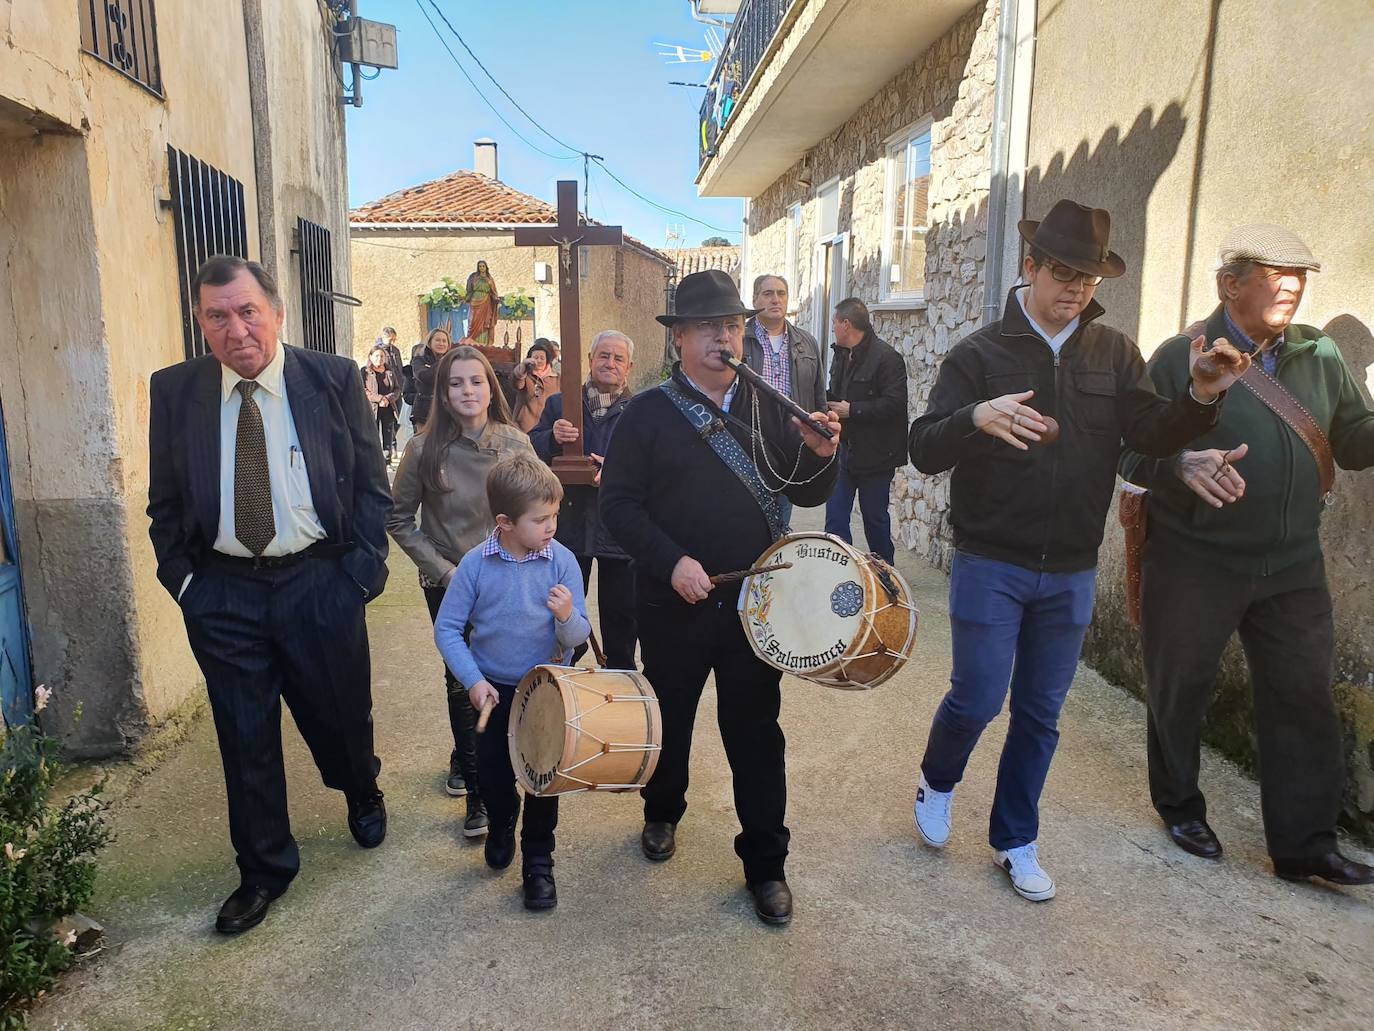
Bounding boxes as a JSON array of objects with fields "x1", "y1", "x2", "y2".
[
  {"x1": 906, "y1": 200, "x2": 1250, "y2": 903},
  {"x1": 1121, "y1": 224, "x2": 1374, "y2": 885},
  {"x1": 600, "y1": 269, "x2": 840, "y2": 926}
]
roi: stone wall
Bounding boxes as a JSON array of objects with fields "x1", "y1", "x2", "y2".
[{"x1": 744, "y1": 1, "x2": 998, "y2": 565}]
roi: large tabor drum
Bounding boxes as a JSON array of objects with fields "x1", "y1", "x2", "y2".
[
  {"x1": 509, "y1": 665, "x2": 662, "y2": 796},
  {"x1": 738, "y1": 532, "x2": 918, "y2": 689}
]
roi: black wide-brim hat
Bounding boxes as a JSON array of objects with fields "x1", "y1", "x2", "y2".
[
  {"x1": 1018, "y1": 199, "x2": 1127, "y2": 279},
  {"x1": 657, "y1": 268, "x2": 759, "y2": 327}
]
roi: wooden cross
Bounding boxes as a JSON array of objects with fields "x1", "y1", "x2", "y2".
[{"x1": 514, "y1": 181, "x2": 623, "y2": 485}]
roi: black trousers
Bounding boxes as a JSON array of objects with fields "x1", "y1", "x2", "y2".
[
  {"x1": 1141, "y1": 545, "x2": 1342, "y2": 860},
  {"x1": 573, "y1": 554, "x2": 638, "y2": 669},
  {"x1": 422, "y1": 584, "x2": 479, "y2": 790},
  {"x1": 476, "y1": 680, "x2": 558, "y2": 857},
  {"x1": 181, "y1": 556, "x2": 379, "y2": 891},
  {"x1": 638, "y1": 595, "x2": 789, "y2": 883},
  {"x1": 375, "y1": 407, "x2": 398, "y2": 454}
]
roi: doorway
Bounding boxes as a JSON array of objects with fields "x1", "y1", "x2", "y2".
[{"x1": 0, "y1": 395, "x2": 33, "y2": 728}]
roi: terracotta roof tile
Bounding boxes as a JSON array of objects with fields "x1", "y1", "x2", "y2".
[
  {"x1": 664, "y1": 245, "x2": 741, "y2": 280},
  {"x1": 350, "y1": 169, "x2": 557, "y2": 225},
  {"x1": 350, "y1": 169, "x2": 672, "y2": 266}
]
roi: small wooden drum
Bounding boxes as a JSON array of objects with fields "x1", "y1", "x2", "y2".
[
  {"x1": 738, "y1": 532, "x2": 918, "y2": 689},
  {"x1": 509, "y1": 665, "x2": 662, "y2": 796}
]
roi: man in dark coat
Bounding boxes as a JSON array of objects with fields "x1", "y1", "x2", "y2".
[
  {"x1": 530, "y1": 329, "x2": 638, "y2": 669},
  {"x1": 906, "y1": 201, "x2": 1249, "y2": 904},
  {"x1": 600, "y1": 270, "x2": 840, "y2": 926},
  {"x1": 823, "y1": 297, "x2": 909, "y2": 562},
  {"x1": 147, "y1": 256, "x2": 392, "y2": 935}
]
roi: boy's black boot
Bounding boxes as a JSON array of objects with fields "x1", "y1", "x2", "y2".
[{"x1": 522, "y1": 855, "x2": 557, "y2": 911}]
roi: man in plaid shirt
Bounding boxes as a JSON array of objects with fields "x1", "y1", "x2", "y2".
[{"x1": 743, "y1": 275, "x2": 828, "y2": 527}]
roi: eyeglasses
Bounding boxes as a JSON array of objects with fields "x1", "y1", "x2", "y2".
[
  {"x1": 1043, "y1": 262, "x2": 1103, "y2": 286},
  {"x1": 689, "y1": 318, "x2": 745, "y2": 336}
]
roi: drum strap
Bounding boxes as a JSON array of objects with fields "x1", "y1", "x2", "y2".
[{"x1": 660, "y1": 379, "x2": 787, "y2": 541}]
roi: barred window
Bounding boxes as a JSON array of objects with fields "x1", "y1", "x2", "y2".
[
  {"x1": 614, "y1": 249, "x2": 625, "y2": 299},
  {"x1": 167, "y1": 146, "x2": 248, "y2": 359},
  {"x1": 79, "y1": 0, "x2": 163, "y2": 96},
  {"x1": 295, "y1": 218, "x2": 337, "y2": 354}
]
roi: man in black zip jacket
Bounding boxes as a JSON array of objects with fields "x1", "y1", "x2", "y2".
[
  {"x1": 600, "y1": 270, "x2": 840, "y2": 926},
  {"x1": 906, "y1": 201, "x2": 1248, "y2": 903},
  {"x1": 823, "y1": 297, "x2": 909, "y2": 562}
]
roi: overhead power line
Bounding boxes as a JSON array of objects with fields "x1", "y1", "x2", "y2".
[
  {"x1": 414, "y1": 0, "x2": 740, "y2": 238},
  {"x1": 413, "y1": 0, "x2": 580, "y2": 162}
]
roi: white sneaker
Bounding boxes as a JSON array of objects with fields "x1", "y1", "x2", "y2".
[
  {"x1": 994, "y1": 842, "x2": 1056, "y2": 902},
  {"x1": 914, "y1": 774, "x2": 953, "y2": 847}
]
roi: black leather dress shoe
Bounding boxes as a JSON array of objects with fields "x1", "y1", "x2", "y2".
[
  {"x1": 347, "y1": 794, "x2": 387, "y2": 849},
  {"x1": 522, "y1": 856, "x2": 557, "y2": 911},
  {"x1": 485, "y1": 814, "x2": 517, "y2": 870},
  {"x1": 1167, "y1": 819, "x2": 1223, "y2": 859},
  {"x1": 641, "y1": 821, "x2": 676, "y2": 861},
  {"x1": 749, "y1": 880, "x2": 792, "y2": 926},
  {"x1": 215, "y1": 883, "x2": 285, "y2": 935},
  {"x1": 1273, "y1": 851, "x2": 1374, "y2": 886}
]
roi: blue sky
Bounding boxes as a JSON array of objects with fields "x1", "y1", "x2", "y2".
[{"x1": 345, "y1": 0, "x2": 744, "y2": 247}]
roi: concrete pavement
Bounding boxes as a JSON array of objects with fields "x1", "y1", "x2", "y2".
[{"x1": 33, "y1": 508, "x2": 1374, "y2": 1030}]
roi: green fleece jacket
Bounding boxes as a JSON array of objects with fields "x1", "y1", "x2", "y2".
[{"x1": 1120, "y1": 305, "x2": 1374, "y2": 575}]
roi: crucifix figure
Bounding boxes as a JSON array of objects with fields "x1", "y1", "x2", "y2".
[{"x1": 515, "y1": 181, "x2": 623, "y2": 485}]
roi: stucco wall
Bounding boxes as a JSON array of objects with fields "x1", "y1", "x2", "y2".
[
  {"x1": 350, "y1": 229, "x2": 670, "y2": 390},
  {"x1": 1023, "y1": 0, "x2": 1374, "y2": 834},
  {"x1": 258, "y1": 0, "x2": 353, "y2": 356},
  {"x1": 744, "y1": 2, "x2": 996, "y2": 547},
  {"x1": 0, "y1": 1, "x2": 352, "y2": 753}
]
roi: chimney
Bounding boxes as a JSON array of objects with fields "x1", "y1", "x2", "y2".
[{"x1": 474, "y1": 138, "x2": 498, "y2": 180}]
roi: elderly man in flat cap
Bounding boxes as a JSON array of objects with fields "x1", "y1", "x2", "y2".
[
  {"x1": 907, "y1": 200, "x2": 1249, "y2": 903},
  {"x1": 1121, "y1": 225, "x2": 1374, "y2": 886}
]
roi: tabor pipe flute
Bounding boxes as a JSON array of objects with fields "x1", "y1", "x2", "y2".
[{"x1": 718, "y1": 352, "x2": 836, "y2": 440}]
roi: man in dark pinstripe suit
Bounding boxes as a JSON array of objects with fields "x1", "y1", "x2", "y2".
[{"x1": 148, "y1": 255, "x2": 392, "y2": 934}]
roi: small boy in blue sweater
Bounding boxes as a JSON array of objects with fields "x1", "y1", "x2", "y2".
[{"x1": 434, "y1": 453, "x2": 590, "y2": 910}]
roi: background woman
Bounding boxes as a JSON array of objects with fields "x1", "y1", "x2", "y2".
[
  {"x1": 362, "y1": 344, "x2": 402, "y2": 464},
  {"x1": 465, "y1": 260, "x2": 500, "y2": 345},
  {"x1": 387, "y1": 345, "x2": 533, "y2": 838},
  {"x1": 508, "y1": 339, "x2": 560, "y2": 432},
  {"x1": 404, "y1": 327, "x2": 452, "y2": 433}
]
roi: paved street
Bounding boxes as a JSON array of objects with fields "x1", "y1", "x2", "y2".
[{"x1": 33, "y1": 509, "x2": 1374, "y2": 1030}]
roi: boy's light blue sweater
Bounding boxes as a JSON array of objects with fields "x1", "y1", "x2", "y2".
[{"x1": 434, "y1": 538, "x2": 591, "y2": 689}]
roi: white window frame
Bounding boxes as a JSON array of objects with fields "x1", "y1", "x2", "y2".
[
  {"x1": 784, "y1": 201, "x2": 801, "y2": 313},
  {"x1": 877, "y1": 117, "x2": 933, "y2": 309},
  {"x1": 811, "y1": 176, "x2": 847, "y2": 345}
]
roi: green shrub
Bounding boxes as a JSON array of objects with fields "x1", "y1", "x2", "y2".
[{"x1": 1, "y1": 690, "x2": 110, "y2": 1029}]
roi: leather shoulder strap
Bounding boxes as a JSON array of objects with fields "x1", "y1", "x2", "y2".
[{"x1": 1238, "y1": 365, "x2": 1335, "y2": 499}]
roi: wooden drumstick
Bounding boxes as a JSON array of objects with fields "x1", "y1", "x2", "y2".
[
  {"x1": 708, "y1": 561, "x2": 792, "y2": 586},
  {"x1": 476, "y1": 697, "x2": 496, "y2": 734},
  {"x1": 585, "y1": 626, "x2": 608, "y2": 668}
]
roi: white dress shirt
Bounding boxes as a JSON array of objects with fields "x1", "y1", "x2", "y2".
[{"x1": 215, "y1": 343, "x2": 327, "y2": 557}]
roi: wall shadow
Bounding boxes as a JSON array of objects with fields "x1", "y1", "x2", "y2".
[{"x1": 1023, "y1": 102, "x2": 1190, "y2": 343}]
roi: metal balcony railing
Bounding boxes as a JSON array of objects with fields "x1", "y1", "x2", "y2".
[{"x1": 698, "y1": 0, "x2": 795, "y2": 168}]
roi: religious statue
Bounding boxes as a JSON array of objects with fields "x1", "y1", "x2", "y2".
[{"x1": 464, "y1": 260, "x2": 501, "y2": 345}]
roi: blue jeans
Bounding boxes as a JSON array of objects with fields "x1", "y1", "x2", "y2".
[
  {"x1": 920, "y1": 551, "x2": 1096, "y2": 849},
  {"x1": 823, "y1": 458, "x2": 895, "y2": 563},
  {"x1": 776, "y1": 496, "x2": 794, "y2": 530}
]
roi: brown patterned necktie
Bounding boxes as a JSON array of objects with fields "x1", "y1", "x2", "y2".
[{"x1": 234, "y1": 380, "x2": 275, "y2": 556}]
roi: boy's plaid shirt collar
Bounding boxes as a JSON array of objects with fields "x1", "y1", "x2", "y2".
[{"x1": 481, "y1": 528, "x2": 554, "y2": 563}]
